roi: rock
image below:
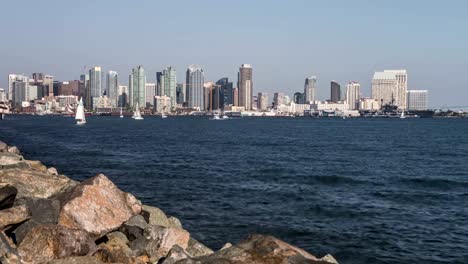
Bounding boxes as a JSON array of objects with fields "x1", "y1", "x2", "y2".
[
  {"x1": 0, "y1": 185, "x2": 17, "y2": 210},
  {"x1": 220, "y1": 242, "x2": 232, "y2": 251},
  {"x1": 7, "y1": 146, "x2": 20, "y2": 155},
  {"x1": 93, "y1": 229, "x2": 137, "y2": 264},
  {"x1": 168, "y1": 216, "x2": 183, "y2": 228},
  {"x1": 13, "y1": 197, "x2": 60, "y2": 244},
  {"x1": 106, "y1": 231, "x2": 129, "y2": 244},
  {"x1": 58, "y1": 174, "x2": 142, "y2": 238},
  {"x1": 141, "y1": 205, "x2": 170, "y2": 227},
  {"x1": 186, "y1": 237, "x2": 213, "y2": 258},
  {"x1": 47, "y1": 167, "x2": 59, "y2": 175},
  {"x1": 0, "y1": 205, "x2": 30, "y2": 230},
  {"x1": 120, "y1": 214, "x2": 148, "y2": 241},
  {"x1": 47, "y1": 256, "x2": 105, "y2": 264},
  {"x1": 178, "y1": 234, "x2": 339, "y2": 264},
  {"x1": 0, "y1": 153, "x2": 23, "y2": 167},
  {"x1": 146, "y1": 225, "x2": 190, "y2": 262},
  {"x1": 25, "y1": 160, "x2": 48, "y2": 172},
  {"x1": 0, "y1": 231, "x2": 18, "y2": 260},
  {"x1": 0, "y1": 142, "x2": 7, "y2": 152},
  {"x1": 18, "y1": 224, "x2": 97, "y2": 264},
  {"x1": 0, "y1": 169, "x2": 75, "y2": 199},
  {"x1": 161, "y1": 245, "x2": 191, "y2": 264}
]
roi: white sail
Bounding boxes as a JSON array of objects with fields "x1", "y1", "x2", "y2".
[
  {"x1": 75, "y1": 98, "x2": 86, "y2": 125},
  {"x1": 133, "y1": 102, "x2": 143, "y2": 120}
]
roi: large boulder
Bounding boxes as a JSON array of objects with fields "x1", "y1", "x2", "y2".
[
  {"x1": 0, "y1": 152, "x2": 23, "y2": 167},
  {"x1": 0, "y1": 141, "x2": 7, "y2": 152},
  {"x1": 58, "y1": 174, "x2": 142, "y2": 238},
  {"x1": 161, "y1": 245, "x2": 191, "y2": 264},
  {"x1": 0, "y1": 185, "x2": 17, "y2": 210},
  {"x1": 93, "y1": 230, "x2": 144, "y2": 264},
  {"x1": 141, "y1": 205, "x2": 170, "y2": 227},
  {"x1": 18, "y1": 224, "x2": 97, "y2": 264},
  {"x1": 0, "y1": 231, "x2": 19, "y2": 262},
  {"x1": 186, "y1": 237, "x2": 213, "y2": 258},
  {"x1": 7, "y1": 146, "x2": 20, "y2": 155},
  {"x1": 120, "y1": 214, "x2": 148, "y2": 241},
  {"x1": 0, "y1": 169, "x2": 75, "y2": 199},
  {"x1": 47, "y1": 256, "x2": 105, "y2": 264},
  {"x1": 177, "y1": 234, "x2": 339, "y2": 264},
  {"x1": 168, "y1": 216, "x2": 183, "y2": 228},
  {"x1": 0, "y1": 205, "x2": 30, "y2": 230}
]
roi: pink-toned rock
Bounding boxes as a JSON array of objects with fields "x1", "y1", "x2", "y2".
[
  {"x1": 58, "y1": 174, "x2": 142, "y2": 238},
  {"x1": 18, "y1": 224, "x2": 97, "y2": 264},
  {"x1": 143, "y1": 226, "x2": 190, "y2": 263},
  {"x1": 47, "y1": 167, "x2": 58, "y2": 175},
  {"x1": 0, "y1": 205, "x2": 30, "y2": 230}
]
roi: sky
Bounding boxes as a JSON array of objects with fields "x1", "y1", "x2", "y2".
[{"x1": 1, "y1": 0, "x2": 467, "y2": 108}]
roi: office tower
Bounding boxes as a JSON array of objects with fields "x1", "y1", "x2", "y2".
[
  {"x1": 0, "y1": 89, "x2": 5, "y2": 102},
  {"x1": 273, "y1": 93, "x2": 285, "y2": 108},
  {"x1": 80, "y1": 74, "x2": 91, "y2": 108},
  {"x1": 154, "y1": 96, "x2": 171, "y2": 113},
  {"x1": 186, "y1": 64, "x2": 205, "y2": 110},
  {"x1": 232, "y1": 88, "x2": 239, "y2": 106},
  {"x1": 107, "y1": 71, "x2": 118, "y2": 107},
  {"x1": 346, "y1": 81, "x2": 360, "y2": 110},
  {"x1": 145, "y1": 83, "x2": 156, "y2": 107},
  {"x1": 293, "y1": 92, "x2": 304, "y2": 104},
  {"x1": 176, "y1": 83, "x2": 185, "y2": 105},
  {"x1": 89, "y1": 67, "x2": 102, "y2": 99},
  {"x1": 204, "y1": 82, "x2": 213, "y2": 111},
  {"x1": 238, "y1": 64, "x2": 253, "y2": 110},
  {"x1": 407, "y1": 90, "x2": 428, "y2": 110},
  {"x1": 9, "y1": 75, "x2": 29, "y2": 106},
  {"x1": 57, "y1": 81, "x2": 80, "y2": 96},
  {"x1": 163, "y1": 66, "x2": 176, "y2": 109},
  {"x1": 257, "y1": 92, "x2": 269, "y2": 111},
  {"x1": 372, "y1": 69, "x2": 407, "y2": 109},
  {"x1": 304, "y1": 76, "x2": 317, "y2": 103},
  {"x1": 330, "y1": 81, "x2": 341, "y2": 102},
  {"x1": 156, "y1": 72, "x2": 164, "y2": 96},
  {"x1": 211, "y1": 84, "x2": 222, "y2": 110},
  {"x1": 216, "y1": 77, "x2": 233, "y2": 108},
  {"x1": 129, "y1": 65, "x2": 146, "y2": 107},
  {"x1": 118, "y1": 85, "x2": 128, "y2": 107}
]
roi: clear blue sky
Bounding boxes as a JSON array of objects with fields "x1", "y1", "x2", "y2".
[{"x1": 1, "y1": 0, "x2": 467, "y2": 107}]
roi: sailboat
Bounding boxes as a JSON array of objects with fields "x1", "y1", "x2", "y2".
[
  {"x1": 400, "y1": 110, "x2": 406, "y2": 119},
  {"x1": 75, "y1": 98, "x2": 86, "y2": 125},
  {"x1": 120, "y1": 107, "x2": 124, "y2": 118},
  {"x1": 133, "y1": 102, "x2": 144, "y2": 120}
]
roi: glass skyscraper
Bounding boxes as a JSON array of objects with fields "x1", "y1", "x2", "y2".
[
  {"x1": 163, "y1": 66, "x2": 176, "y2": 109},
  {"x1": 130, "y1": 66, "x2": 146, "y2": 108},
  {"x1": 186, "y1": 64, "x2": 204, "y2": 110}
]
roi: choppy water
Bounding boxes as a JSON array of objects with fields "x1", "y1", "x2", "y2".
[{"x1": 1, "y1": 115, "x2": 467, "y2": 263}]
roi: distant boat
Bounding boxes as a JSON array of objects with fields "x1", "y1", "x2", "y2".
[
  {"x1": 400, "y1": 110, "x2": 406, "y2": 119},
  {"x1": 75, "y1": 97, "x2": 86, "y2": 125},
  {"x1": 222, "y1": 114, "x2": 229, "y2": 120},
  {"x1": 211, "y1": 112, "x2": 221, "y2": 120},
  {"x1": 161, "y1": 113, "x2": 168, "y2": 119},
  {"x1": 120, "y1": 107, "x2": 124, "y2": 118},
  {"x1": 133, "y1": 103, "x2": 144, "y2": 120}
]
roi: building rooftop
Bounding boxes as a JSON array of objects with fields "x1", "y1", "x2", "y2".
[{"x1": 373, "y1": 71, "x2": 397, "y2": 80}]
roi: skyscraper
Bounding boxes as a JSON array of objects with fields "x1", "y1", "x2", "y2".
[
  {"x1": 156, "y1": 72, "x2": 164, "y2": 96},
  {"x1": 304, "y1": 76, "x2": 316, "y2": 103},
  {"x1": 89, "y1": 67, "x2": 102, "y2": 99},
  {"x1": 107, "y1": 71, "x2": 118, "y2": 107},
  {"x1": 129, "y1": 66, "x2": 146, "y2": 107},
  {"x1": 186, "y1": 64, "x2": 204, "y2": 110},
  {"x1": 216, "y1": 78, "x2": 233, "y2": 108},
  {"x1": 145, "y1": 83, "x2": 156, "y2": 107},
  {"x1": 176, "y1": 83, "x2": 185, "y2": 105},
  {"x1": 330, "y1": 81, "x2": 341, "y2": 102},
  {"x1": 163, "y1": 66, "x2": 176, "y2": 109},
  {"x1": 257, "y1": 92, "x2": 269, "y2": 111},
  {"x1": 372, "y1": 70, "x2": 407, "y2": 109},
  {"x1": 293, "y1": 92, "x2": 304, "y2": 104},
  {"x1": 346, "y1": 81, "x2": 360, "y2": 110},
  {"x1": 238, "y1": 64, "x2": 253, "y2": 110},
  {"x1": 407, "y1": 90, "x2": 428, "y2": 110}
]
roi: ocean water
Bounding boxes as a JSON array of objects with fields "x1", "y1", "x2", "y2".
[{"x1": 1, "y1": 115, "x2": 467, "y2": 263}]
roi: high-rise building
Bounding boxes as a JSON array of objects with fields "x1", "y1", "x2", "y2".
[
  {"x1": 0, "y1": 89, "x2": 5, "y2": 102},
  {"x1": 232, "y1": 88, "x2": 239, "y2": 106},
  {"x1": 238, "y1": 64, "x2": 253, "y2": 110},
  {"x1": 9, "y1": 75, "x2": 29, "y2": 106},
  {"x1": 163, "y1": 66, "x2": 176, "y2": 109},
  {"x1": 176, "y1": 83, "x2": 185, "y2": 105},
  {"x1": 89, "y1": 67, "x2": 102, "y2": 99},
  {"x1": 145, "y1": 83, "x2": 156, "y2": 108},
  {"x1": 186, "y1": 64, "x2": 204, "y2": 110},
  {"x1": 407, "y1": 90, "x2": 428, "y2": 110},
  {"x1": 216, "y1": 78, "x2": 233, "y2": 108},
  {"x1": 257, "y1": 92, "x2": 269, "y2": 111},
  {"x1": 107, "y1": 71, "x2": 118, "y2": 107},
  {"x1": 372, "y1": 70, "x2": 407, "y2": 109},
  {"x1": 129, "y1": 66, "x2": 146, "y2": 107},
  {"x1": 273, "y1": 92, "x2": 285, "y2": 108},
  {"x1": 117, "y1": 85, "x2": 128, "y2": 107},
  {"x1": 211, "y1": 84, "x2": 222, "y2": 110},
  {"x1": 330, "y1": 81, "x2": 341, "y2": 102},
  {"x1": 304, "y1": 76, "x2": 317, "y2": 103},
  {"x1": 346, "y1": 81, "x2": 360, "y2": 110},
  {"x1": 293, "y1": 92, "x2": 304, "y2": 104},
  {"x1": 79, "y1": 74, "x2": 90, "y2": 108}
]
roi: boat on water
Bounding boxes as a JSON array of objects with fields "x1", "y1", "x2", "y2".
[
  {"x1": 120, "y1": 107, "x2": 124, "y2": 118},
  {"x1": 75, "y1": 98, "x2": 86, "y2": 125},
  {"x1": 400, "y1": 110, "x2": 406, "y2": 119},
  {"x1": 161, "y1": 113, "x2": 168, "y2": 119},
  {"x1": 133, "y1": 103, "x2": 144, "y2": 120}
]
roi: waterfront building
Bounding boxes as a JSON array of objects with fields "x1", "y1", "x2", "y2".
[
  {"x1": 407, "y1": 90, "x2": 428, "y2": 110},
  {"x1": 304, "y1": 76, "x2": 317, "y2": 103},
  {"x1": 359, "y1": 98, "x2": 381, "y2": 111},
  {"x1": 277, "y1": 102, "x2": 310, "y2": 115},
  {"x1": 163, "y1": 66, "x2": 176, "y2": 109},
  {"x1": 372, "y1": 69, "x2": 407, "y2": 109},
  {"x1": 156, "y1": 72, "x2": 164, "y2": 96},
  {"x1": 330, "y1": 81, "x2": 341, "y2": 102},
  {"x1": 106, "y1": 71, "x2": 118, "y2": 107},
  {"x1": 57, "y1": 81, "x2": 80, "y2": 96},
  {"x1": 0, "y1": 89, "x2": 5, "y2": 102},
  {"x1": 117, "y1": 85, "x2": 128, "y2": 107},
  {"x1": 211, "y1": 84, "x2": 222, "y2": 110},
  {"x1": 216, "y1": 78, "x2": 233, "y2": 108},
  {"x1": 129, "y1": 65, "x2": 146, "y2": 107},
  {"x1": 79, "y1": 74, "x2": 91, "y2": 108},
  {"x1": 30, "y1": 73, "x2": 53, "y2": 98},
  {"x1": 145, "y1": 83, "x2": 156, "y2": 108},
  {"x1": 89, "y1": 66, "x2": 102, "y2": 100},
  {"x1": 273, "y1": 92, "x2": 285, "y2": 108},
  {"x1": 154, "y1": 95, "x2": 171, "y2": 113},
  {"x1": 310, "y1": 101, "x2": 349, "y2": 111},
  {"x1": 238, "y1": 64, "x2": 253, "y2": 110},
  {"x1": 232, "y1": 88, "x2": 239, "y2": 106},
  {"x1": 204, "y1": 83, "x2": 213, "y2": 111},
  {"x1": 186, "y1": 64, "x2": 205, "y2": 110},
  {"x1": 346, "y1": 81, "x2": 360, "y2": 110},
  {"x1": 257, "y1": 92, "x2": 269, "y2": 111},
  {"x1": 293, "y1": 92, "x2": 304, "y2": 104},
  {"x1": 176, "y1": 83, "x2": 185, "y2": 105}
]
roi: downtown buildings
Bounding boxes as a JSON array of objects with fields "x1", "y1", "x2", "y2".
[
  {"x1": 238, "y1": 64, "x2": 253, "y2": 110},
  {"x1": 371, "y1": 70, "x2": 408, "y2": 109},
  {"x1": 129, "y1": 65, "x2": 146, "y2": 108},
  {"x1": 186, "y1": 64, "x2": 205, "y2": 110},
  {"x1": 407, "y1": 90, "x2": 428, "y2": 110}
]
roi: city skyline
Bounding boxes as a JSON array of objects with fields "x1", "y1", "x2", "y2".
[{"x1": 1, "y1": 0, "x2": 467, "y2": 108}]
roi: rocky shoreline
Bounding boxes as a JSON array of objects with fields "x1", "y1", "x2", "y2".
[{"x1": 0, "y1": 141, "x2": 338, "y2": 264}]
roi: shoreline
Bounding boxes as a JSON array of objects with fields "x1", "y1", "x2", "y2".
[{"x1": 0, "y1": 140, "x2": 338, "y2": 264}]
